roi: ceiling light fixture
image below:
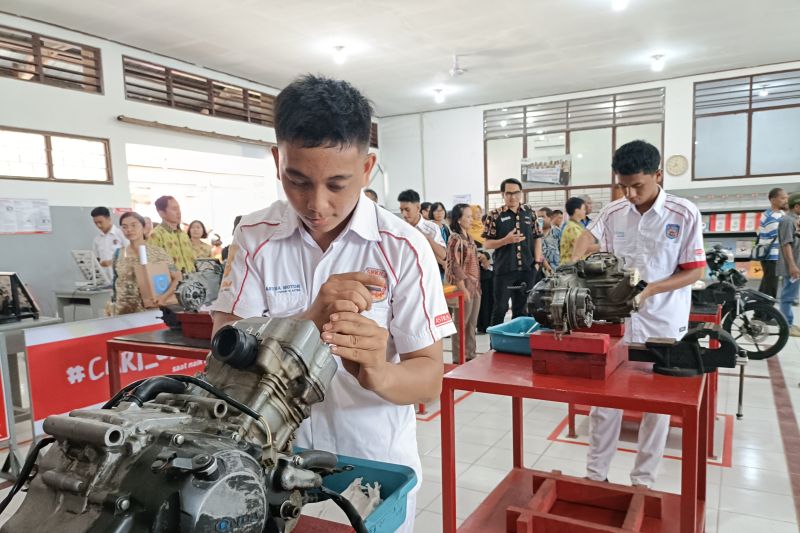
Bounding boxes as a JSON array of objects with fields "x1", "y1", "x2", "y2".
[
  {"x1": 536, "y1": 129, "x2": 544, "y2": 134},
  {"x1": 650, "y1": 54, "x2": 665, "y2": 72},
  {"x1": 758, "y1": 87, "x2": 769, "y2": 97},
  {"x1": 612, "y1": 0, "x2": 629, "y2": 11},
  {"x1": 434, "y1": 89, "x2": 445, "y2": 104},
  {"x1": 333, "y1": 46, "x2": 347, "y2": 65},
  {"x1": 500, "y1": 119, "x2": 508, "y2": 127}
]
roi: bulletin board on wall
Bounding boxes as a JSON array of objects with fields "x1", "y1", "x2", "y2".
[
  {"x1": 0, "y1": 198, "x2": 52, "y2": 234},
  {"x1": 0, "y1": 206, "x2": 108, "y2": 316}
]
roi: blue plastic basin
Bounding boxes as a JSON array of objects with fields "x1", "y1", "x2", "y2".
[{"x1": 486, "y1": 316, "x2": 541, "y2": 355}]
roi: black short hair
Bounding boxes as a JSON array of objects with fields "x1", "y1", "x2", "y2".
[
  {"x1": 154, "y1": 195, "x2": 176, "y2": 213},
  {"x1": 420, "y1": 202, "x2": 431, "y2": 212},
  {"x1": 428, "y1": 202, "x2": 447, "y2": 220},
  {"x1": 612, "y1": 140, "x2": 661, "y2": 175},
  {"x1": 449, "y1": 203, "x2": 471, "y2": 234},
  {"x1": 537, "y1": 207, "x2": 553, "y2": 217},
  {"x1": 187, "y1": 220, "x2": 208, "y2": 239},
  {"x1": 768, "y1": 187, "x2": 785, "y2": 200},
  {"x1": 364, "y1": 188, "x2": 378, "y2": 198},
  {"x1": 398, "y1": 189, "x2": 420, "y2": 204},
  {"x1": 274, "y1": 74, "x2": 373, "y2": 151},
  {"x1": 565, "y1": 197, "x2": 585, "y2": 217},
  {"x1": 500, "y1": 178, "x2": 523, "y2": 193},
  {"x1": 91, "y1": 206, "x2": 110, "y2": 218},
  {"x1": 552, "y1": 209, "x2": 563, "y2": 216}
]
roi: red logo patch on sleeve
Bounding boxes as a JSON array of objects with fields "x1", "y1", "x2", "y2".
[{"x1": 434, "y1": 313, "x2": 453, "y2": 326}]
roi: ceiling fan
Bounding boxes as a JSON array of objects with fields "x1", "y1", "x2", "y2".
[{"x1": 449, "y1": 54, "x2": 466, "y2": 77}]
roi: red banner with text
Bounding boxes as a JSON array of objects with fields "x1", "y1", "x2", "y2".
[{"x1": 27, "y1": 323, "x2": 207, "y2": 428}]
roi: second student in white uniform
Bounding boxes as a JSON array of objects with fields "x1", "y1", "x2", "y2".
[
  {"x1": 211, "y1": 75, "x2": 455, "y2": 532},
  {"x1": 571, "y1": 140, "x2": 706, "y2": 487}
]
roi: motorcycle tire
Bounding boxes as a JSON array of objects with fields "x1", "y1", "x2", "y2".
[{"x1": 722, "y1": 302, "x2": 789, "y2": 360}]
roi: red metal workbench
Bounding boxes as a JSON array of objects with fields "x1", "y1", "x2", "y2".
[
  {"x1": 440, "y1": 352, "x2": 709, "y2": 533},
  {"x1": 106, "y1": 330, "x2": 210, "y2": 395}
]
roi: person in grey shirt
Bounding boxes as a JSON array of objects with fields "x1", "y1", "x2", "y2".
[{"x1": 777, "y1": 192, "x2": 800, "y2": 337}]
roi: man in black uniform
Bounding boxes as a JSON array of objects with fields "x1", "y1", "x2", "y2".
[{"x1": 484, "y1": 178, "x2": 543, "y2": 325}]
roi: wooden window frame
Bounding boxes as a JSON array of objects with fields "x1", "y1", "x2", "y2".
[
  {"x1": 122, "y1": 56, "x2": 275, "y2": 127},
  {"x1": 0, "y1": 24, "x2": 103, "y2": 94},
  {"x1": 692, "y1": 68, "x2": 800, "y2": 181},
  {"x1": 0, "y1": 125, "x2": 113, "y2": 185},
  {"x1": 483, "y1": 90, "x2": 665, "y2": 209}
]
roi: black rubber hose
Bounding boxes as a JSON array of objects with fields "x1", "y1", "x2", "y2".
[
  {"x1": 317, "y1": 486, "x2": 369, "y2": 533},
  {"x1": 296, "y1": 450, "x2": 339, "y2": 471},
  {"x1": 122, "y1": 376, "x2": 188, "y2": 406},
  {"x1": 102, "y1": 374, "x2": 261, "y2": 423},
  {"x1": 0, "y1": 437, "x2": 55, "y2": 514}
]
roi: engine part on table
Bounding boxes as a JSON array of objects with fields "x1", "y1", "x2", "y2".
[
  {"x1": 627, "y1": 323, "x2": 740, "y2": 377},
  {"x1": 175, "y1": 258, "x2": 224, "y2": 312},
  {"x1": 0, "y1": 272, "x2": 40, "y2": 324},
  {"x1": 0, "y1": 317, "x2": 370, "y2": 533},
  {"x1": 527, "y1": 253, "x2": 647, "y2": 333}
]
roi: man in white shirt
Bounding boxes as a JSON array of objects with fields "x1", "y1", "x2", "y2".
[
  {"x1": 397, "y1": 189, "x2": 447, "y2": 265},
  {"x1": 91, "y1": 206, "x2": 127, "y2": 283},
  {"x1": 211, "y1": 75, "x2": 455, "y2": 532},
  {"x1": 572, "y1": 140, "x2": 706, "y2": 487}
]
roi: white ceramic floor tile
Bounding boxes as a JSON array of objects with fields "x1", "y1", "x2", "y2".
[
  {"x1": 718, "y1": 485, "x2": 798, "y2": 523},
  {"x1": 413, "y1": 509, "x2": 443, "y2": 533},
  {"x1": 415, "y1": 480, "x2": 442, "y2": 511},
  {"x1": 426, "y1": 486, "x2": 489, "y2": 520},
  {"x1": 721, "y1": 464, "x2": 793, "y2": 495},
  {"x1": 427, "y1": 441, "x2": 490, "y2": 463},
  {"x1": 457, "y1": 464, "x2": 510, "y2": 492},
  {"x1": 717, "y1": 511, "x2": 798, "y2": 533}
]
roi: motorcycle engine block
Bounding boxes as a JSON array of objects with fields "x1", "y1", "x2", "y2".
[
  {"x1": 527, "y1": 253, "x2": 647, "y2": 332},
  {"x1": 2, "y1": 317, "x2": 338, "y2": 533}
]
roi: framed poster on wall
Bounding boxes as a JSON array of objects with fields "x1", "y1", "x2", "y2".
[{"x1": 521, "y1": 155, "x2": 571, "y2": 187}]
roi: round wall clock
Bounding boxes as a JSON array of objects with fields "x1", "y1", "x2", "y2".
[{"x1": 666, "y1": 155, "x2": 689, "y2": 176}]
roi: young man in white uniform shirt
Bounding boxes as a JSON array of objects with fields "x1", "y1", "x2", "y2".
[
  {"x1": 91, "y1": 206, "x2": 128, "y2": 283},
  {"x1": 211, "y1": 75, "x2": 456, "y2": 532},
  {"x1": 397, "y1": 189, "x2": 447, "y2": 265},
  {"x1": 572, "y1": 140, "x2": 706, "y2": 487}
]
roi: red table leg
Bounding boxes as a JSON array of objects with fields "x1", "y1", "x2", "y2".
[
  {"x1": 440, "y1": 381, "x2": 457, "y2": 533},
  {"x1": 108, "y1": 345, "x2": 121, "y2": 396},
  {"x1": 512, "y1": 397, "x2": 524, "y2": 468},
  {"x1": 707, "y1": 370, "x2": 717, "y2": 458},
  {"x1": 457, "y1": 292, "x2": 465, "y2": 364},
  {"x1": 680, "y1": 385, "x2": 702, "y2": 532}
]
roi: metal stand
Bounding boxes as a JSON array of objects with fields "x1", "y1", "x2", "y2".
[
  {"x1": 0, "y1": 333, "x2": 23, "y2": 480},
  {"x1": 736, "y1": 356, "x2": 746, "y2": 420}
]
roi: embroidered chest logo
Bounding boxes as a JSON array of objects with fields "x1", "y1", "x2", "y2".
[
  {"x1": 665, "y1": 223, "x2": 681, "y2": 240},
  {"x1": 364, "y1": 267, "x2": 388, "y2": 302}
]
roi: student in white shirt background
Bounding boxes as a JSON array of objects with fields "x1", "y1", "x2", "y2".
[
  {"x1": 211, "y1": 74, "x2": 456, "y2": 533},
  {"x1": 91, "y1": 206, "x2": 128, "y2": 283},
  {"x1": 571, "y1": 140, "x2": 706, "y2": 488},
  {"x1": 397, "y1": 189, "x2": 447, "y2": 267}
]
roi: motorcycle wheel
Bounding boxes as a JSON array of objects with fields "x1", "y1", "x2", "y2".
[{"x1": 722, "y1": 302, "x2": 789, "y2": 360}]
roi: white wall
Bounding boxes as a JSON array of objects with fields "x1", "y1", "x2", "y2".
[
  {"x1": 380, "y1": 60, "x2": 800, "y2": 209},
  {"x1": 0, "y1": 13, "x2": 281, "y2": 208}
]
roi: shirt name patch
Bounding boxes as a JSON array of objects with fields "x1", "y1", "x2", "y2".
[
  {"x1": 434, "y1": 313, "x2": 452, "y2": 326},
  {"x1": 500, "y1": 216, "x2": 511, "y2": 222},
  {"x1": 614, "y1": 231, "x2": 625, "y2": 238},
  {"x1": 665, "y1": 223, "x2": 681, "y2": 240},
  {"x1": 266, "y1": 284, "x2": 303, "y2": 295}
]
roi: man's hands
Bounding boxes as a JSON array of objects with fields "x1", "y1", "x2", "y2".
[
  {"x1": 790, "y1": 265, "x2": 800, "y2": 281},
  {"x1": 301, "y1": 272, "x2": 386, "y2": 331},
  {"x1": 100, "y1": 259, "x2": 112, "y2": 267},
  {"x1": 504, "y1": 229, "x2": 526, "y2": 245},
  {"x1": 322, "y1": 312, "x2": 390, "y2": 391}
]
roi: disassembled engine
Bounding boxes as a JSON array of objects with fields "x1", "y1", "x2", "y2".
[
  {"x1": 528, "y1": 253, "x2": 647, "y2": 332},
  {"x1": 0, "y1": 317, "x2": 367, "y2": 533},
  {"x1": 175, "y1": 259, "x2": 224, "y2": 312}
]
